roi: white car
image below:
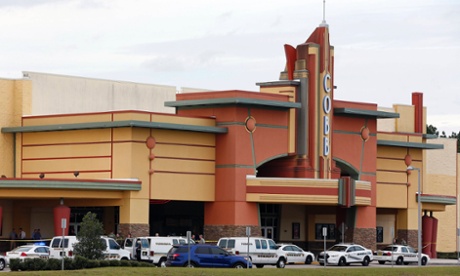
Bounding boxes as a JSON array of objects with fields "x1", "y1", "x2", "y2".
[
  {"x1": 373, "y1": 245, "x2": 430, "y2": 265},
  {"x1": 276, "y1": 244, "x2": 315, "y2": 265},
  {"x1": 317, "y1": 243, "x2": 373, "y2": 266},
  {"x1": 0, "y1": 255, "x2": 6, "y2": 270},
  {"x1": 6, "y1": 245, "x2": 50, "y2": 262}
]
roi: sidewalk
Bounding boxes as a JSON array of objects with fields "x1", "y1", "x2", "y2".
[{"x1": 429, "y1": 258, "x2": 460, "y2": 265}]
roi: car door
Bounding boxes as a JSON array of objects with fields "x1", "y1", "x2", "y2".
[
  {"x1": 194, "y1": 246, "x2": 213, "y2": 267},
  {"x1": 405, "y1": 246, "x2": 418, "y2": 263},
  {"x1": 347, "y1": 246, "x2": 361, "y2": 263},
  {"x1": 211, "y1": 246, "x2": 231, "y2": 268},
  {"x1": 290, "y1": 245, "x2": 305, "y2": 263}
]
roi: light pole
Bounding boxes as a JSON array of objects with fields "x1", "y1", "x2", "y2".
[{"x1": 407, "y1": 166, "x2": 422, "y2": 266}]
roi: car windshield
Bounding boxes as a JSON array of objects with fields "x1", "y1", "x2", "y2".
[{"x1": 328, "y1": 245, "x2": 348, "y2": 252}]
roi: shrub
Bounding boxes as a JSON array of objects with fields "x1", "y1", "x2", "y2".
[
  {"x1": 73, "y1": 255, "x2": 88, "y2": 270},
  {"x1": 109, "y1": 259, "x2": 120, "y2": 266},
  {"x1": 63, "y1": 257, "x2": 75, "y2": 270},
  {"x1": 45, "y1": 258, "x2": 62, "y2": 270},
  {"x1": 120, "y1": 260, "x2": 132, "y2": 267},
  {"x1": 130, "y1": 260, "x2": 140, "y2": 267},
  {"x1": 9, "y1": 258, "x2": 23, "y2": 271},
  {"x1": 99, "y1": 260, "x2": 110, "y2": 267},
  {"x1": 86, "y1": 259, "x2": 100, "y2": 269}
]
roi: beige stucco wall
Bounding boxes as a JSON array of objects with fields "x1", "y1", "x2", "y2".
[
  {"x1": 23, "y1": 71, "x2": 176, "y2": 116},
  {"x1": 426, "y1": 138, "x2": 458, "y2": 252},
  {"x1": 279, "y1": 205, "x2": 306, "y2": 241}
]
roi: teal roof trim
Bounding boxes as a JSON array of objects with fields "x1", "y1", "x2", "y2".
[
  {"x1": 165, "y1": 97, "x2": 301, "y2": 109},
  {"x1": 423, "y1": 134, "x2": 438, "y2": 139},
  {"x1": 418, "y1": 194, "x2": 456, "y2": 205},
  {"x1": 377, "y1": 140, "x2": 444, "y2": 149},
  {"x1": 334, "y1": 108, "x2": 399, "y2": 119},
  {"x1": 0, "y1": 179, "x2": 141, "y2": 191},
  {"x1": 1, "y1": 120, "x2": 228, "y2": 134}
]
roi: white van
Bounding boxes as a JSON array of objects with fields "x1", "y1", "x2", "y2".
[
  {"x1": 123, "y1": 236, "x2": 192, "y2": 267},
  {"x1": 49, "y1": 235, "x2": 130, "y2": 261},
  {"x1": 217, "y1": 237, "x2": 286, "y2": 268}
]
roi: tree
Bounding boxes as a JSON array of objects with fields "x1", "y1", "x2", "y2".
[
  {"x1": 426, "y1": 124, "x2": 439, "y2": 136},
  {"x1": 73, "y1": 212, "x2": 106, "y2": 260},
  {"x1": 448, "y1": 131, "x2": 460, "y2": 152}
]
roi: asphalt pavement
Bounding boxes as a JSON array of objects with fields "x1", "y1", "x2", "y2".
[{"x1": 428, "y1": 258, "x2": 459, "y2": 265}]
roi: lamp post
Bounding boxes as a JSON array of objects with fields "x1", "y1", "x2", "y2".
[{"x1": 407, "y1": 166, "x2": 422, "y2": 267}]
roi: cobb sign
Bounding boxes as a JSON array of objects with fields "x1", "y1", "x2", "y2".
[{"x1": 322, "y1": 73, "x2": 331, "y2": 156}]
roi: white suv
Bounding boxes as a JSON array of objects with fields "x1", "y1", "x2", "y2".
[{"x1": 317, "y1": 243, "x2": 373, "y2": 266}]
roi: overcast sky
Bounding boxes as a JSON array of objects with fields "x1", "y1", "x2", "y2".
[{"x1": 1, "y1": 0, "x2": 459, "y2": 134}]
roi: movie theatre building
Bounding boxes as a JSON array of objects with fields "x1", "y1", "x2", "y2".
[{"x1": 0, "y1": 22, "x2": 458, "y2": 256}]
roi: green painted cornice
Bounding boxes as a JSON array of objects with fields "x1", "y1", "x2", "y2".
[
  {"x1": 418, "y1": 194, "x2": 456, "y2": 205},
  {"x1": 164, "y1": 97, "x2": 301, "y2": 109},
  {"x1": 334, "y1": 108, "x2": 399, "y2": 119},
  {"x1": 377, "y1": 140, "x2": 444, "y2": 149},
  {"x1": 0, "y1": 179, "x2": 141, "y2": 191},
  {"x1": 1, "y1": 120, "x2": 227, "y2": 134}
]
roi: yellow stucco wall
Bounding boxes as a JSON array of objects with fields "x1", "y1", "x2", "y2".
[
  {"x1": 0, "y1": 79, "x2": 32, "y2": 179},
  {"x1": 12, "y1": 111, "x2": 217, "y2": 226},
  {"x1": 426, "y1": 138, "x2": 458, "y2": 252}
]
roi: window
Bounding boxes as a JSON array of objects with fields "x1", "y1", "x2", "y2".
[
  {"x1": 125, "y1": 238, "x2": 133, "y2": 247},
  {"x1": 376, "y1": 226, "x2": 384, "y2": 243},
  {"x1": 261, "y1": 240, "x2": 267, "y2": 249},
  {"x1": 255, "y1": 239, "x2": 261, "y2": 249},
  {"x1": 268, "y1": 239, "x2": 277, "y2": 250},
  {"x1": 315, "y1": 224, "x2": 336, "y2": 240},
  {"x1": 195, "y1": 247, "x2": 210, "y2": 254},
  {"x1": 211, "y1": 247, "x2": 226, "y2": 255}
]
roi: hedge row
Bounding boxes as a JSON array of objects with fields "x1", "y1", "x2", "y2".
[{"x1": 9, "y1": 256, "x2": 155, "y2": 271}]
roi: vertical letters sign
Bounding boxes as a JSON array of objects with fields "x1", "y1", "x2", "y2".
[{"x1": 322, "y1": 73, "x2": 331, "y2": 156}]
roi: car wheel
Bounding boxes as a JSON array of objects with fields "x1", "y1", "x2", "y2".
[
  {"x1": 0, "y1": 259, "x2": 4, "y2": 271},
  {"x1": 159, "y1": 258, "x2": 167, "y2": 267},
  {"x1": 305, "y1": 255, "x2": 313, "y2": 264},
  {"x1": 404, "y1": 262, "x2": 409, "y2": 265},
  {"x1": 362, "y1": 256, "x2": 370, "y2": 266},
  {"x1": 378, "y1": 261, "x2": 385, "y2": 265},
  {"x1": 421, "y1": 257, "x2": 428, "y2": 266},
  {"x1": 276, "y1": 258, "x2": 286, "y2": 268},
  {"x1": 256, "y1": 264, "x2": 264, "y2": 268},
  {"x1": 184, "y1": 262, "x2": 197, "y2": 268},
  {"x1": 338, "y1": 257, "x2": 347, "y2": 266},
  {"x1": 233, "y1": 262, "x2": 245, "y2": 269},
  {"x1": 396, "y1": 257, "x2": 403, "y2": 265}
]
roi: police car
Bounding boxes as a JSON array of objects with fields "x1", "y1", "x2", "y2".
[
  {"x1": 317, "y1": 243, "x2": 373, "y2": 266},
  {"x1": 276, "y1": 244, "x2": 315, "y2": 265},
  {"x1": 373, "y1": 244, "x2": 430, "y2": 265}
]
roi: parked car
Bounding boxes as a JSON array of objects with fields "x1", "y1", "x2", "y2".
[
  {"x1": 276, "y1": 244, "x2": 315, "y2": 265},
  {"x1": 166, "y1": 244, "x2": 252, "y2": 268},
  {"x1": 317, "y1": 243, "x2": 373, "y2": 266},
  {"x1": 217, "y1": 237, "x2": 282, "y2": 268},
  {"x1": 124, "y1": 236, "x2": 192, "y2": 266},
  {"x1": 49, "y1": 235, "x2": 130, "y2": 260},
  {"x1": 6, "y1": 245, "x2": 50, "y2": 263},
  {"x1": 373, "y1": 244, "x2": 430, "y2": 265},
  {"x1": 0, "y1": 255, "x2": 6, "y2": 270}
]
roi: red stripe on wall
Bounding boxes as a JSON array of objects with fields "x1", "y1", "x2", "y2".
[{"x1": 246, "y1": 186, "x2": 338, "y2": 196}]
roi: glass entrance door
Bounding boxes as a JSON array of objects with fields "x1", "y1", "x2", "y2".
[{"x1": 261, "y1": 226, "x2": 274, "y2": 239}]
